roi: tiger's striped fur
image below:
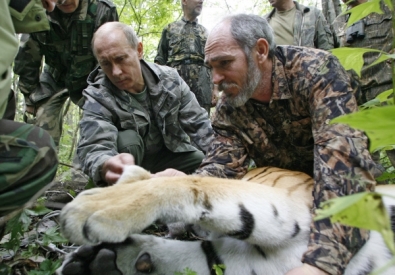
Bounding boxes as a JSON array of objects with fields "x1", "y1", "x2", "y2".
[{"x1": 57, "y1": 165, "x2": 395, "y2": 275}]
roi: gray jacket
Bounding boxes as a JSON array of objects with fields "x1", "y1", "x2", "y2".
[
  {"x1": 77, "y1": 60, "x2": 213, "y2": 183},
  {"x1": 264, "y1": 1, "x2": 334, "y2": 50}
]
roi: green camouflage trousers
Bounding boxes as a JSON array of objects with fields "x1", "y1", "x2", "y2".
[
  {"x1": 0, "y1": 120, "x2": 58, "y2": 216},
  {"x1": 173, "y1": 63, "x2": 212, "y2": 114},
  {"x1": 24, "y1": 89, "x2": 70, "y2": 147}
]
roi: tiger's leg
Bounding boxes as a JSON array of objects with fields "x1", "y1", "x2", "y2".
[{"x1": 60, "y1": 165, "x2": 311, "y2": 248}]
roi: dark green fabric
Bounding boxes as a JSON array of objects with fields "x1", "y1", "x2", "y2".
[
  {"x1": 0, "y1": 120, "x2": 58, "y2": 216},
  {"x1": 117, "y1": 129, "x2": 204, "y2": 174}
]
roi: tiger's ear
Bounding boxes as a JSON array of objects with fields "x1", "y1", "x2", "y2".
[{"x1": 116, "y1": 165, "x2": 151, "y2": 185}]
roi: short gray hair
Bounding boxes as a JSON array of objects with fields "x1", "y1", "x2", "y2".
[
  {"x1": 227, "y1": 14, "x2": 276, "y2": 59},
  {"x1": 92, "y1": 22, "x2": 139, "y2": 57}
]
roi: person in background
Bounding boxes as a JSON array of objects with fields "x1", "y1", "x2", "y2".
[
  {"x1": 265, "y1": 0, "x2": 334, "y2": 50},
  {"x1": 155, "y1": 0, "x2": 215, "y2": 115},
  {"x1": 13, "y1": 0, "x2": 119, "y2": 147}
]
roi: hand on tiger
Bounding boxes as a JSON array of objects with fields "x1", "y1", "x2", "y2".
[
  {"x1": 101, "y1": 153, "x2": 135, "y2": 185},
  {"x1": 152, "y1": 169, "x2": 186, "y2": 178},
  {"x1": 285, "y1": 264, "x2": 329, "y2": 275}
]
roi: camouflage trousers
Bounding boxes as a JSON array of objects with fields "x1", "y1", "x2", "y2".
[
  {"x1": 24, "y1": 89, "x2": 70, "y2": 147},
  {"x1": 0, "y1": 119, "x2": 58, "y2": 216},
  {"x1": 173, "y1": 63, "x2": 212, "y2": 114}
]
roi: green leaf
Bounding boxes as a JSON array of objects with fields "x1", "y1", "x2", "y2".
[
  {"x1": 383, "y1": 0, "x2": 394, "y2": 10},
  {"x1": 315, "y1": 192, "x2": 395, "y2": 254},
  {"x1": 84, "y1": 178, "x2": 95, "y2": 190},
  {"x1": 25, "y1": 205, "x2": 52, "y2": 216},
  {"x1": 28, "y1": 259, "x2": 62, "y2": 275},
  {"x1": 42, "y1": 227, "x2": 68, "y2": 245},
  {"x1": 174, "y1": 267, "x2": 197, "y2": 275},
  {"x1": 343, "y1": 0, "x2": 383, "y2": 26},
  {"x1": 330, "y1": 48, "x2": 390, "y2": 77},
  {"x1": 360, "y1": 89, "x2": 393, "y2": 109},
  {"x1": 376, "y1": 171, "x2": 395, "y2": 181},
  {"x1": 330, "y1": 106, "x2": 395, "y2": 152},
  {"x1": 212, "y1": 264, "x2": 226, "y2": 275}
]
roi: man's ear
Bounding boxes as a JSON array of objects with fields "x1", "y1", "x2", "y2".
[
  {"x1": 255, "y1": 38, "x2": 269, "y2": 63},
  {"x1": 137, "y1": 42, "x2": 144, "y2": 59}
]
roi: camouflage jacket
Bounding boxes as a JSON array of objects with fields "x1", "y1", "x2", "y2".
[
  {"x1": 333, "y1": 0, "x2": 394, "y2": 102},
  {"x1": 196, "y1": 46, "x2": 379, "y2": 275},
  {"x1": 1, "y1": 0, "x2": 50, "y2": 118},
  {"x1": 13, "y1": 0, "x2": 118, "y2": 105},
  {"x1": 264, "y1": 1, "x2": 334, "y2": 50},
  {"x1": 154, "y1": 17, "x2": 208, "y2": 66},
  {"x1": 78, "y1": 60, "x2": 213, "y2": 184}
]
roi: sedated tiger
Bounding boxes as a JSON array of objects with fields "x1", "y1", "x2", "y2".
[{"x1": 57, "y1": 165, "x2": 395, "y2": 275}]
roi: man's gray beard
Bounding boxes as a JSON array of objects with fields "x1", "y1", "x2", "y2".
[{"x1": 220, "y1": 56, "x2": 262, "y2": 107}]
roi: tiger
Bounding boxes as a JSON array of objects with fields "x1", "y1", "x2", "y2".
[{"x1": 56, "y1": 165, "x2": 395, "y2": 275}]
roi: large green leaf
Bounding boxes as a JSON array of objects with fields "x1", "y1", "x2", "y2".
[
  {"x1": 330, "y1": 106, "x2": 395, "y2": 152},
  {"x1": 360, "y1": 89, "x2": 394, "y2": 110},
  {"x1": 330, "y1": 48, "x2": 390, "y2": 77},
  {"x1": 315, "y1": 192, "x2": 395, "y2": 254},
  {"x1": 343, "y1": 0, "x2": 383, "y2": 26}
]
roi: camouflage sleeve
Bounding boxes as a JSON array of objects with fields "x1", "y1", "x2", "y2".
[
  {"x1": 301, "y1": 55, "x2": 378, "y2": 274},
  {"x1": 77, "y1": 91, "x2": 118, "y2": 185},
  {"x1": 175, "y1": 72, "x2": 214, "y2": 152},
  {"x1": 195, "y1": 100, "x2": 250, "y2": 179},
  {"x1": 0, "y1": 119, "x2": 58, "y2": 216},
  {"x1": 94, "y1": 0, "x2": 119, "y2": 32},
  {"x1": 314, "y1": 10, "x2": 334, "y2": 50},
  {"x1": 154, "y1": 27, "x2": 169, "y2": 65},
  {"x1": 13, "y1": 33, "x2": 43, "y2": 104}
]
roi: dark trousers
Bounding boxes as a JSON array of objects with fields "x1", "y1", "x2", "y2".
[{"x1": 117, "y1": 129, "x2": 204, "y2": 174}]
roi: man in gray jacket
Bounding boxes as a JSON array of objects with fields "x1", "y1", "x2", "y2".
[
  {"x1": 77, "y1": 21, "x2": 213, "y2": 186},
  {"x1": 264, "y1": 0, "x2": 334, "y2": 50}
]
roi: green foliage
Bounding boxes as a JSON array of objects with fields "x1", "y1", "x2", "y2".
[
  {"x1": 27, "y1": 259, "x2": 62, "y2": 275},
  {"x1": 42, "y1": 227, "x2": 68, "y2": 246},
  {"x1": 319, "y1": 0, "x2": 395, "y2": 273},
  {"x1": 3, "y1": 210, "x2": 32, "y2": 252},
  {"x1": 174, "y1": 267, "x2": 197, "y2": 275},
  {"x1": 0, "y1": 263, "x2": 11, "y2": 275},
  {"x1": 330, "y1": 106, "x2": 395, "y2": 152},
  {"x1": 114, "y1": 0, "x2": 181, "y2": 61},
  {"x1": 343, "y1": 0, "x2": 384, "y2": 26},
  {"x1": 315, "y1": 192, "x2": 395, "y2": 254},
  {"x1": 330, "y1": 47, "x2": 391, "y2": 77},
  {"x1": 360, "y1": 89, "x2": 394, "y2": 110},
  {"x1": 315, "y1": 190, "x2": 395, "y2": 274},
  {"x1": 212, "y1": 264, "x2": 226, "y2": 275}
]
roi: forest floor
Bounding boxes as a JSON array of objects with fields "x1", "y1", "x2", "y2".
[{"x1": 0, "y1": 168, "x2": 198, "y2": 275}]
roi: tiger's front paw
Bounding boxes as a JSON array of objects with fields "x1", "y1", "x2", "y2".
[{"x1": 59, "y1": 166, "x2": 156, "y2": 244}]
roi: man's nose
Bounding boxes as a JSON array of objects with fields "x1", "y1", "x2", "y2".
[
  {"x1": 212, "y1": 69, "x2": 224, "y2": 85},
  {"x1": 112, "y1": 65, "x2": 122, "y2": 76}
]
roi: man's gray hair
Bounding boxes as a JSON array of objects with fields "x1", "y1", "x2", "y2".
[
  {"x1": 92, "y1": 22, "x2": 139, "y2": 57},
  {"x1": 227, "y1": 14, "x2": 276, "y2": 59}
]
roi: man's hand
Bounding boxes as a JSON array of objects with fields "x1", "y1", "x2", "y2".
[
  {"x1": 152, "y1": 169, "x2": 186, "y2": 178},
  {"x1": 285, "y1": 264, "x2": 329, "y2": 275},
  {"x1": 101, "y1": 153, "x2": 135, "y2": 185},
  {"x1": 25, "y1": 105, "x2": 37, "y2": 116}
]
